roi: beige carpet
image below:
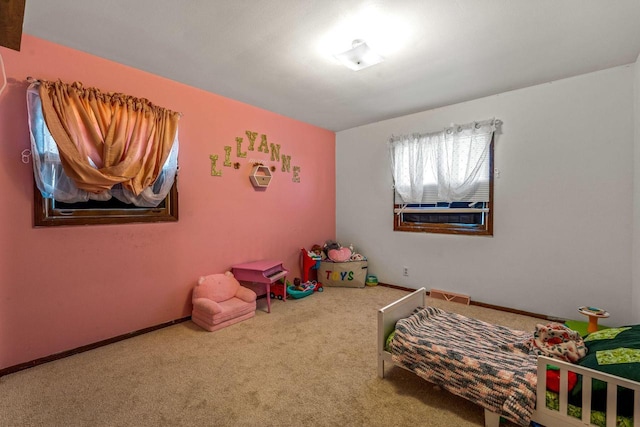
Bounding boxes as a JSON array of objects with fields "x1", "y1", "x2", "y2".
[{"x1": 0, "y1": 286, "x2": 542, "y2": 427}]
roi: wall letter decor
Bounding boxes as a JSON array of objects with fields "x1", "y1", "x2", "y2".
[
  {"x1": 209, "y1": 154, "x2": 222, "y2": 176},
  {"x1": 209, "y1": 130, "x2": 300, "y2": 183},
  {"x1": 257, "y1": 134, "x2": 269, "y2": 154},
  {"x1": 270, "y1": 143, "x2": 281, "y2": 161},
  {"x1": 245, "y1": 131, "x2": 258, "y2": 151},
  {"x1": 223, "y1": 146, "x2": 232, "y2": 166},
  {"x1": 235, "y1": 137, "x2": 247, "y2": 158},
  {"x1": 281, "y1": 154, "x2": 291, "y2": 172}
]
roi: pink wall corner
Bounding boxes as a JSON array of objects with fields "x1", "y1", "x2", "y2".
[{"x1": 0, "y1": 35, "x2": 336, "y2": 370}]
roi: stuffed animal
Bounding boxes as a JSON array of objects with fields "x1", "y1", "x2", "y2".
[
  {"x1": 309, "y1": 244, "x2": 323, "y2": 260},
  {"x1": 323, "y1": 240, "x2": 340, "y2": 253},
  {"x1": 328, "y1": 247, "x2": 352, "y2": 262},
  {"x1": 350, "y1": 253, "x2": 365, "y2": 261},
  {"x1": 323, "y1": 240, "x2": 363, "y2": 262}
]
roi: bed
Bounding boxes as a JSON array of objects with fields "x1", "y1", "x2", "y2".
[{"x1": 377, "y1": 288, "x2": 640, "y2": 427}]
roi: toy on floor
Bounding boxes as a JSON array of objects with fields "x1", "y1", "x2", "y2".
[
  {"x1": 269, "y1": 279, "x2": 291, "y2": 300},
  {"x1": 287, "y1": 278, "x2": 324, "y2": 299},
  {"x1": 300, "y1": 245, "x2": 324, "y2": 283},
  {"x1": 293, "y1": 278, "x2": 305, "y2": 291}
]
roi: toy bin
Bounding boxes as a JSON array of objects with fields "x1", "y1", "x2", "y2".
[{"x1": 318, "y1": 260, "x2": 368, "y2": 288}]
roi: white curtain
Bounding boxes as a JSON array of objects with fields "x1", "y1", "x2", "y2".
[
  {"x1": 26, "y1": 84, "x2": 179, "y2": 208},
  {"x1": 389, "y1": 119, "x2": 498, "y2": 204}
]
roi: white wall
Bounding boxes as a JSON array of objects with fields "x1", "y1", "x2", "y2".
[
  {"x1": 633, "y1": 54, "x2": 640, "y2": 324},
  {"x1": 336, "y1": 65, "x2": 635, "y2": 325}
]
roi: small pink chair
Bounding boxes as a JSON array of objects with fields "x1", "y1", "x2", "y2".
[{"x1": 192, "y1": 271, "x2": 257, "y2": 332}]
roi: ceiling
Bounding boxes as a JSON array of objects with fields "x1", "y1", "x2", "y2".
[{"x1": 21, "y1": 0, "x2": 640, "y2": 132}]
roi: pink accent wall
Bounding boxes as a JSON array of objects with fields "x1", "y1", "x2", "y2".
[{"x1": 0, "y1": 35, "x2": 336, "y2": 370}]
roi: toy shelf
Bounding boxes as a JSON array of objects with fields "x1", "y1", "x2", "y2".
[{"x1": 250, "y1": 165, "x2": 272, "y2": 188}]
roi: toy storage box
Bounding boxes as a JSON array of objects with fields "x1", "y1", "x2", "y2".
[{"x1": 318, "y1": 260, "x2": 368, "y2": 288}]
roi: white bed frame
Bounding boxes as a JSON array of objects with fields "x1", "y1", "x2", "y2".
[{"x1": 377, "y1": 288, "x2": 640, "y2": 427}]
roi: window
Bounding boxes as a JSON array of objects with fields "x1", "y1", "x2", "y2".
[
  {"x1": 389, "y1": 119, "x2": 499, "y2": 236},
  {"x1": 33, "y1": 181, "x2": 178, "y2": 226},
  {"x1": 26, "y1": 79, "x2": 180, "y2": 227}
]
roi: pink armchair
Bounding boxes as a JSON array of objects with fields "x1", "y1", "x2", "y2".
[{"x1": 192, "y1": 271, "x2": 257, "y2": 332}]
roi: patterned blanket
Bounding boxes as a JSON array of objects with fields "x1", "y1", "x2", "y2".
[
  {"x1": 529, "y1": 322, "x2": 587, "y2": 362},
  {"x1": 390, "y1": 307, "x2": 538, "y2": 426}
]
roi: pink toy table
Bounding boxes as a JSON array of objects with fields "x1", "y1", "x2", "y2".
[{"x1": 231, "y1": 260, "x2": 288, "y2": 313}]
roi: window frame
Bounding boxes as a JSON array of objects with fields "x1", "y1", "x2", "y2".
[
  {"x1": 33, "y1": 180, "x2": 179, "y2": 227},
  {"x1": 393, "y1": 138, "x2": 494, "y2": 236}
]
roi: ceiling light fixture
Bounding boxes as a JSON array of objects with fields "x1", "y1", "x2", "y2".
[{"x1": 333, "y1": 39, "x2": 384, "y2": 71}]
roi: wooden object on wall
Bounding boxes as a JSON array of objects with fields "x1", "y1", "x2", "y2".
[
  {"x1": 249, "y1": 164, "x2": 272, "y2": 188},
  {"x1": 429, "y1": 288, "x2": 471, "y2": 305},
  {"x1": 0, "y1": 0, "x2": 26, "y2": 51}
]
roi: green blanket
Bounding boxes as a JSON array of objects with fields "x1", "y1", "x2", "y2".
[{"x1": 545, "y1": 391, "x2": 632, "y2": 427}]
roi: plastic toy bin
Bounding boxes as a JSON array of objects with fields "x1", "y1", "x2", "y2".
[{"x1": 318, "y1": 260, "x2": 368, "y2": 288}]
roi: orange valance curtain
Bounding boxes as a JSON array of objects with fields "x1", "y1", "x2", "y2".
[{"x1": 38, "y1": 80, "x2": 180, "y2": 195}]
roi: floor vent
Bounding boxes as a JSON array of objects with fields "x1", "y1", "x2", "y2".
[{"x1": 429, "y1": 288, "x2": 470, "y2": 305}]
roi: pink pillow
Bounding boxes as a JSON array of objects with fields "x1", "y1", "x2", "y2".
[{"x1": 328, "y1": 247, "x2": 352, "y2": 262}]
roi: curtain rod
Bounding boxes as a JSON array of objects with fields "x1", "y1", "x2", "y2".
[{"x1": 390, "y1": 118, "x2": 502, "y2": 142}]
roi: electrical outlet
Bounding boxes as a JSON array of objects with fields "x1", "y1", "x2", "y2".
[{"x1": 403, "y1": 266, "x2": 409, "y2": 277}]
